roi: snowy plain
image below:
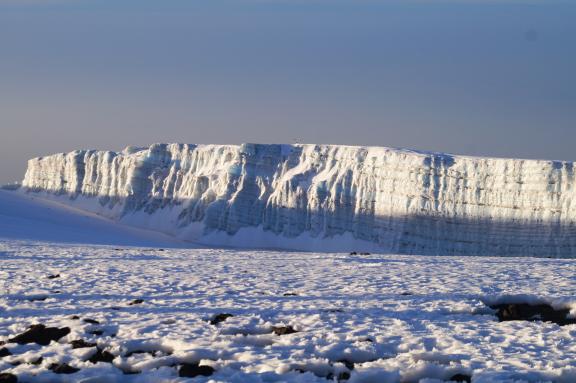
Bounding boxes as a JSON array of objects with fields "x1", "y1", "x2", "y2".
[{"x1": 1, "y1": 191, "x2": 576, "y2": 382}]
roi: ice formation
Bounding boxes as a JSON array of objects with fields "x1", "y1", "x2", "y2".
[{"x1": 21, "y1": 143, "x2": 576, "y2": 256}]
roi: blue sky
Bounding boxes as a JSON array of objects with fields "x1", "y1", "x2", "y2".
[{"x1": 0, "y1": 0, "x2": 575, "y2": 183}]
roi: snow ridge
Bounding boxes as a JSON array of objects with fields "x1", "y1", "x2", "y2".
[{"x1": 21, "y1": 143, "x2": 576, "y2": 256}]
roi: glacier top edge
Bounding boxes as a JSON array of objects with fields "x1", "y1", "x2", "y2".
[{"x1": 27, "y1": 142, "x2": 576, "y2": 166}]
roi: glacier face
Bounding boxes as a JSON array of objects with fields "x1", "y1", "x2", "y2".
[{"x1": 22, "y1": 143, "x2": 576, "y2": 256}]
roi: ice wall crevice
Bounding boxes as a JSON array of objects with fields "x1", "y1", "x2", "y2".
[{"x1": 22, "y1": 143, "x2": 576, "y2": 256}]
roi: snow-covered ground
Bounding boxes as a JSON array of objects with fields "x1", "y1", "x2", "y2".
[
  {"x1": 1, "y1": 191, "x2": 576, "y2": 382},
  {"x1": 0, "y1": 191, "x2": 186, "y2": 248}
]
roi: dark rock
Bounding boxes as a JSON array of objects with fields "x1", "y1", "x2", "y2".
[
  {"x1": 449, "y1": 373, "x2": 471, "y2": 383},
  {"x1": 110, "y1": 307, "x2": 121, "y2": 311},
  {"x1": 338, "y1": 371, "x2": 351, "y2": 381},
  {"x1": 209, "y1": 313, "x2": 234, "y2": 325},
  {"x1": 83, "y1": 318, "x2": 100, "y2": 325},
  {"x1": 30, "y1": 357, "x2": 43, "y2": 365},
  {"x1": 88, "y1": 330, "x2": 103, "y2": 336},
  {"x1": 0, "y1": 348, "x2": 11, "y2": 358},
  {"x1": 337, "y1": 359, "x2": 355, "y2": 370},
  {"x1": 359, "y1": 252, "x2": 371, "y2": 255},
  {"x1": 272, "y1": 326, "x2": 297, "y2": 335},
  {"x1": 27, "y1": 296, "x2": 47, "y2": 302},
  {"x1": 47, "y1": 274, "x2": 60, "y2": 279},
  {"x1": 295, "y1": 368, "x2": 306, "y2": 374},
  {"x1": 70, "y1": 339, "x2": 97, "y2": 349},
  {"x1": 49, "y1": 363, "x2": 80, "y2": 374},
  {"x1": 9, "y1": 324, "x2": 70, "y2": 346},
  {"x1": 400, "y1": 292, "x2": 413, "y2": 296},
  {"x1": 179, "y1": 363, "x2": 215, "y2": 378},
  {"x1": 490, "y1": 303, "x2": 576, "y2": 326},
  {"x1": 70, "y1": 315, "x2": 80, "y2": 320},
  {"x1": 123, "y1": 370, "x2": 141, "y2": 375},
  {"x1": 283, "y1": 293, "x2": 298, "y2": 296},
  {"x1": 129, "y1": 299, "x2": 144, "y2": 305},
  {"x1": 0, "y1": 373, "x2": 17, "y2": 383},
  {"x1": 88, "y1": 348, "x2": 115, "y2": 364},
  {"x1": 349, "y1": 252, "x2": 358, "y2": 255}
]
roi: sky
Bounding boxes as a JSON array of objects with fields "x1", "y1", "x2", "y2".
[{"x1": 0, "y1": 0, "x2": 575, "y2": 184}]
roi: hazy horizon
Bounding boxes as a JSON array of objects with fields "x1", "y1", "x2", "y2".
[{"x1": 1, "y1": 0, "x2": 575, "y2": 183}]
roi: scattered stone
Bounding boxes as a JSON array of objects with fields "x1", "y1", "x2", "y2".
[
  {"x1": 210, "y1": 313, "x2": 234, "y2": 325},
  {"x1": 349, "y1": 252, "x2": 358, "y2": 255},
  {"x1": 88, "y1": 348, "x2": 115, "y2": 364},
  {"x1": 70, "y1": 339, "x2": 97, "y2": 349},
  {"x1": 400, "y1": 292, "x2": 413, "y2": 296},
  {"x1": 30, "y1": 357, "x2": 43, "y2": 365},
  {"x1": 449, "y1": 373, "x2": 472, "y2": 383},
  {"x1": 52, "y1": 290, "x2": 61, "y2": 294},
  {"x1": 88, "y1": 330, "x2": 104, "y2": 336},
  {"x1": 49, "y1": 363, "x2": 80, "y2": 374},
  {"x1": 83, "y1": 318, "x2": 100, "y2": 325},
  {"x1": 338, "y1": 371, "x2": 351, "y2": 381},
  {"x1": 359, "y1": 252, "x2": 371, "y2": 255},
  {"x1": 70, "y1": 315, "x2": 80, "y2": 320},
  {"x1": 179, "y1": 363, "x2": 215, "y2": 378},
  {"x1": 47, "y1": 274, "x2": 60, "y2": 279},
  {"x1": 272, "y1": 326, "x2": 297, "y2": 335},
  {"x1": 283, "y1": 293, "x2": 298, "y2": 296},
  {"x1": 0, "y1": 348, "x2": 12, "y2": 358},
  {"x1": 0, "y1": 373, "x2": 17, "y2": 383},
  {"x1": 337, "y1": 359, "x2": 355, "y2": 370},
  {"x1": 158, "y1": 249, "x2": 165, "y2": 252},
  {"x1": 327, "y1": 371, "x2": 351, "y2": 381},
  {"x1": 129, "y1": 299, "x2": 144, "y2": 305},
  {"x1": 9, "y1": 324, "x2": 70, "y2": 346},
  {"x1": 123, "y1": 370, "x2": 141, "y2": 375},
  {"x1": 490, "y1": 303, "x2": 576, "y2": 326},
  {"x1": 26, "y1": 295, "x2": 48, "y2": 302}
]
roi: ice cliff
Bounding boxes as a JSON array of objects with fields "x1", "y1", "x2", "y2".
[{"x1": 21, "y1": 143, "x2": 576, "y2": 256}]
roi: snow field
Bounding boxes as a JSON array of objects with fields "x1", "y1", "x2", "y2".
[{"x1": 1, "y1": 241, "x2": 576, "y2": 382}]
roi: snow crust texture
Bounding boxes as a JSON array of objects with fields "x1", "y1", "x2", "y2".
[
  {"x1": 2, "y1": 241, "x2": 576, "y2": 382},
  {"x1": 22, "y1": 143, "x2": 576, "y2": 256}
]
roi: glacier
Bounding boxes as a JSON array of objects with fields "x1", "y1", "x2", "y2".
[{"x1": 20, "y1": 143, "x2": 576, "y2": 256}]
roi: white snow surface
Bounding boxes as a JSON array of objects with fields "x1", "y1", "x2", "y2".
[
  {"x1": 1, "y1": 190, "x2": 576, "y2": 382},
  {"x1": 0, "y1": 190, "x2": 185, "y2": 248},
  {"x1": 20, "y1": 143, "x2": 576, "y2": 257}
]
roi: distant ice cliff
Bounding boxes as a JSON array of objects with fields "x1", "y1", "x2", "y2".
[{"x1": 22, "y1": 143, "x2": 576, "y2": 256}]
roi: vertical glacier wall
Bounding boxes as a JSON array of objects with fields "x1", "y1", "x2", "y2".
[{"x1": 22, "y1": 143, "x2": 576, "y2": 256}]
